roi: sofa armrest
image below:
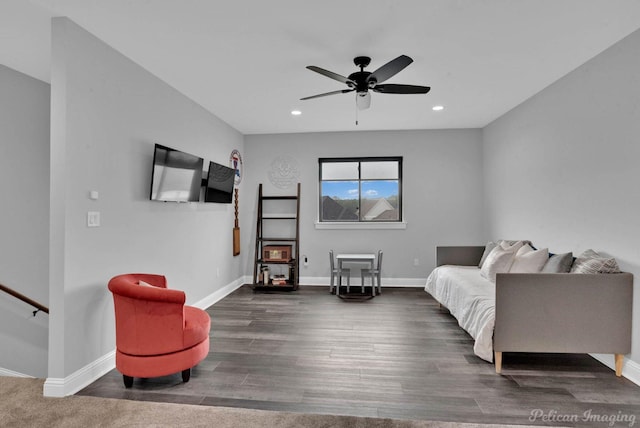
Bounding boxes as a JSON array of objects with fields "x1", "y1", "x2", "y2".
[
  {"x1": 436, "y1": 246, "x2": 485, "y2": 267},
  {"x1": 494, "y1": 272, "x2": 633, "y2": 354}
]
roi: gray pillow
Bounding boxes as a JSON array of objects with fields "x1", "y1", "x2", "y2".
[
  {"x1": 541, "y1": 252, "x2": 573, "y2": 273},
  {"x1": 478, "y1": 241, "x2": 497, "y2": 268},
  {"x1": 571, "y1": 249, "x2": 621, "y2": 274}
]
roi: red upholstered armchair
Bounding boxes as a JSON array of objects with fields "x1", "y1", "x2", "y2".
[{"x1": 108, "y1": 273, "x2": 210, "y2": 388}]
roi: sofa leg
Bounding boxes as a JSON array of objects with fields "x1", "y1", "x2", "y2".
[
  {"x1": 123, "y1": 375, "x2": 133, "y2": 388},
  {"x1": 494, "y1": 351, "x2": 502, "y2": 374},
  {"x1": 615, "y1": 354, "x2": 624, "y2": 377},
  {"x1": 182, "y1": 368, "x2": 191, "y2": 383}
]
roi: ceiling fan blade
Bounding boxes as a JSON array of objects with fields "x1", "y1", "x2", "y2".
[
  {"x1": 373, "y1": 84, "x2": 431, "y2": 94},
  {"x1": 356, "y1": 92, "x2": 371, "y2": 110},
  {"x1": 300, "y1": 89, "x2": 354, "y2": 100},
  {"x1": 306, "y1": 66, "x2": 355, "y2": 86},
  {"x1": 368, "y1": 55, "x2": 413, "y2": 84}
]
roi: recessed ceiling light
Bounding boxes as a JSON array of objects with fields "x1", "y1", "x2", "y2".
[
  {"x1": 432, "y1": 105, "x2": 444, "y2": 111},
  {"x1": 291, "y1": 110, "x2": 302, "y2": 116}
]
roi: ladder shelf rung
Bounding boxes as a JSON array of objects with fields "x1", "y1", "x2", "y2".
[{"x1": 259, "y1": 237, "x2": 296, "y2": 242}]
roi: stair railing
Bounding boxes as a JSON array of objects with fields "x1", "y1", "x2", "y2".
[{"x1": 0, "y1": 282, "x2": 49, "y2": 316}]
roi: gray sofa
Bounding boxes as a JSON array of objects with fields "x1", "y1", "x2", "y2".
[{"x1": 432, "y1": 246, "x2": 633, "y2": 376}]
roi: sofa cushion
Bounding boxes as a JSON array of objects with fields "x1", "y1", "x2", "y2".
[
  {"x1": 510, "y1": 245, "x2": 549, "y2": 273},
  {"x1": 480, "y1": 241, "x2": 523, "y2": 282},
  {"x1": 571, "y1": 249, "x2": 621, "y2": 274},
  {"x1": 541, "y1": 252, "x2": 573, "y2": 273}
]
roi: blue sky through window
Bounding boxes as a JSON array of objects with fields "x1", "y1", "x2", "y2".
[{"x1": 323, "y1": 180, "x2": 398, "y2": 199}]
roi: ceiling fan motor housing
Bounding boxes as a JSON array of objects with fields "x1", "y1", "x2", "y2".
[{"x1": 348, "y1": 71, "x2": 374, "y2": 92}]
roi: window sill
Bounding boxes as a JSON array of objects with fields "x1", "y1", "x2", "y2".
[{"x1": 314, "y1": 221, "x2": 407, "y2": 230}]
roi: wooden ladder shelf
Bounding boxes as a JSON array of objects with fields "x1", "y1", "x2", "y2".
[{"x1": 252, "y1": 183, "x2": 301, "y2": 291}]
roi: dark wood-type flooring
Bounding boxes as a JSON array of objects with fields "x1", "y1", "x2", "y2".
[{"x1": 79, "y1": 286, "x2": 640, "y2": 426}]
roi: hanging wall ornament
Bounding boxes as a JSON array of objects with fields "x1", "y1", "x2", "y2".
[
  {"x1": 230, "y1": 149, "x2": 242, "y2": 256},
  {"x1": 229, "y1": 149, "x2": 243, "y2": 185},
  {"x1": 233, "y1": 188, "x2": 240, "y2": 256}
]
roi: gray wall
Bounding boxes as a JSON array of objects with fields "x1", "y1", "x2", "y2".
[
  {"x1": 483, "y1": 28, "x2": 640, "y2": 365},
  {"x1": 242, "y1": 129, "x2": 485, "y2": 283},
  {"x1": 48, "y1": 18, "x2": 244, "y2": 380},
  {"x1": 0, "y1": 65, "x2": 50, "y2": 377}
]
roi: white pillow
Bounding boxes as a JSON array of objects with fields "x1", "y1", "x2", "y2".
[
  {"x1": 480, "y1": 241, "x2": 522, "y2": 282},
  {"x1": 499, "y1": 240, "x2": 524, "y2": 252},
  {"x1": 509, "y1": 245, "x2": 549, "y2": 273}
]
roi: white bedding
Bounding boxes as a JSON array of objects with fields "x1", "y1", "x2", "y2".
[{"x1": 425, "y1": 265, "x2": 495, "y2": 362}]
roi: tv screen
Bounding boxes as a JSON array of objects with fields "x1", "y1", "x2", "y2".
[
  {"x1": 204, "y1": 161, "x2": 235, "y2": 203},
  {"x1": 149, "y1": 144, "x2": 204, "y2": 202}
]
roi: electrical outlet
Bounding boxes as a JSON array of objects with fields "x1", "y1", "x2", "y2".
[{"x1": 413, "y1": 258, "x2": 420, "y2": 266}]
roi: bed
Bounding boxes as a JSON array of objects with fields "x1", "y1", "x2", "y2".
[{"x1": 425, "y1": 246, "x2": 633, "y2": 376}]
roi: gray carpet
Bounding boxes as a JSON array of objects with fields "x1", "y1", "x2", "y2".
[{"x1": 0, "y1": 377, "x2": 543, "y2": 428}]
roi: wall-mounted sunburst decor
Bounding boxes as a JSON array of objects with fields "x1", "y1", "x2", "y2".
[{"x1": 268, "y1": 155, "x2": 300, "y2": 189}]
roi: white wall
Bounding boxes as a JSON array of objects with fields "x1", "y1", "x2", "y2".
[
  {"x1": 483, "y1": 28, "x2": 640, "y2": 369},
  {"x1": 243, "y1": 129, "x2": 485, "y2": 283},
  {"x1": 0, "y1": 65, "x2": 50, "y2": 377},
  {"x1": 47, "y1": 18, "x2": 244, "y2": 389}
]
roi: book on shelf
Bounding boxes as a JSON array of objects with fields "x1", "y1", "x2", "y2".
[{"x1": 271, "y1": 274, "x2": 288, "y2": 285}]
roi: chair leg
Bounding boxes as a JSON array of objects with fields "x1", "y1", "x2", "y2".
[
  {"x1": 377, "y1": 273, "x2": 382, "y2": 295},
  {"x1": 330, "y1": 273, "x2": 335, "y2": 294},
  {"x1": 361, "y1": 270, "x2": 375, "y2": 296},
  {"x1": 370, "y1": 275, "x2": 375, "y2": 297},
  {"x1": 182, "y1": 368, "x2": 191, "y2": 383},
  {"x1": 123, "y1": 375, "x2": 133, "y2": 388}
]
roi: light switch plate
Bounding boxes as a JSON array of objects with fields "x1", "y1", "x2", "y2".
[{"x1": 87, "y1": 211, "x2": 100, "y2": 227}]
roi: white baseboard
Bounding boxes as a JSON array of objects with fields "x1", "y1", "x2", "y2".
[
  {"x1": 0, "y1": 367, "x2": 33, "y2": 378},
  {"x1": 43, "y1": 350, "x2": 115, "y2": 397},
  {"x1": 43, "y1": 276, "x2": 246, "y2": 397},
  {"x1": 591, "y1": 353, "x2": 640, "y2": 386},
  {"x1": 192, "y1": 276, "x2": 245, "y2": 309}
]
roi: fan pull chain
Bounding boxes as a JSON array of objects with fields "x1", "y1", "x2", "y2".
[{"x1": 355, "y1": 98, "x2": 359, "y2": 126}]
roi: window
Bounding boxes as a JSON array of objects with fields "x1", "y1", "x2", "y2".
[{"x1": 319, "y1": 157, "x2": 402, "y2": 222}]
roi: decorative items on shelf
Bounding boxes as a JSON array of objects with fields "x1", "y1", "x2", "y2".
[
  {"x1": 260, "y1": 266, "x2": 270, "y2": 285},
  {"x1": 263, "y1": 245, "x2": 292, "y2": 262},
  {"x1": 272, "y1": 275, "x2": 287, "y2": 286}
]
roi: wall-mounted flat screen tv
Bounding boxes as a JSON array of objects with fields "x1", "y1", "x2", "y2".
[
  {"x1": 150, "y1": 144, "x2": 204, "y2": 202},
  {"x1": 204, "y1": 161, "x2": 235, "y2": 204}
]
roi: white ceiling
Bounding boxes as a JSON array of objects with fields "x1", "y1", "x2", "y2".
[{"x1": 3, "y1": 0, "x2": 640, "y2": 135}]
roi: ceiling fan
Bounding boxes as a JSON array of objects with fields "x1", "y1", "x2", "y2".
[{"x1": 301, "y1": 55, "x2": 430, "y2": 110}]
